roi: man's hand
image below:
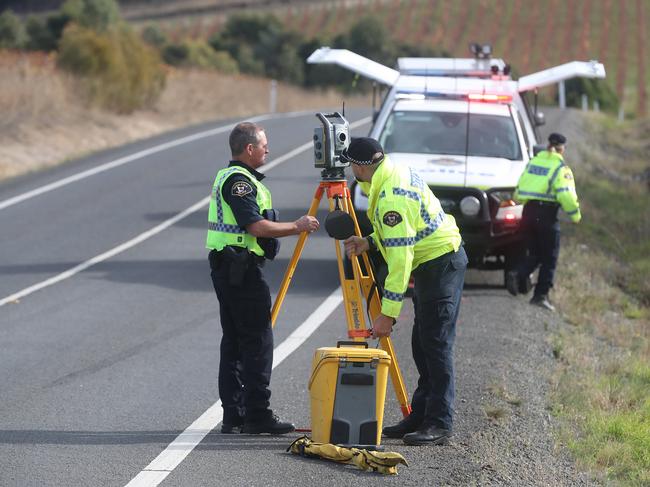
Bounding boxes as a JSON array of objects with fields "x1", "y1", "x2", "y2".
[
  {"x1": 295, "y1": 215, "x2": 319, "y2": 234},
  {"x1": 372, "y1": 314, "x2": 394, "y2": 338},
  {"x1": 343, "y1": 236, "x2": 369, "y2": 258}
]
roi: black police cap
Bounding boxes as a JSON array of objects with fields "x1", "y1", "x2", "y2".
[
  {"x1": 548, "y1": 133, "x2": 567, "y2": 145},
  {"x1": 341, "y1": 137, "x2": 384, "y2": 165}
]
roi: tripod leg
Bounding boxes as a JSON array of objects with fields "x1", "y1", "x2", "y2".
[
  {"x1": 270, "y1": 188, "x2": 323, "y2": 328},
  {"x1": 380, "y1": 337, "x2": 412, "y2": 417},
  {"x1": 343, "y1": 191, "x2": 412, "y2": 417}
]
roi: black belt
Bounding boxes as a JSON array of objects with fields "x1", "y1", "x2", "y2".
[
  {"x1": 526, "y1": 200, "x2": 559, "y2": 208},
  {"x1": 209, "y1": 248, "x2": 265, "y2": 267}
]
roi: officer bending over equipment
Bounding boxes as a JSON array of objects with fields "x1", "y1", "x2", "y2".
[
  {"x1": 206, "y1": 122, "x2": 319, "y2": 434},
  {"x1": 506, "y1": 132, "x2": 581, "y2": 312},
  {"x1": 342, "y1": 137, "x2": 467, "y2": 446}
]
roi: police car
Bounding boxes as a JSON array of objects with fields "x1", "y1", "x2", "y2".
[{"x1": 308, "y1": 46, "x2": 605, "y2": 283}]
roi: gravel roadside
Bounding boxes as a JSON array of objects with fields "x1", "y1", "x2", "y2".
[
  {"x1": 369, "y1": 266, "x2": 592, "y2": 486},
  {"x1": 373, "y1": 108, "x2": 596, "y2": 485}
]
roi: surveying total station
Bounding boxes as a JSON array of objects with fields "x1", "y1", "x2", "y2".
[{"x1": 270, "y1": 112, "x2": 411, "y2": 447}]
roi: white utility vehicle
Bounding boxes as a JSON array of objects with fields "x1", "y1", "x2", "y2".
[{"x1": 308, "y1": 45, "x2": 605, "y2": 283}]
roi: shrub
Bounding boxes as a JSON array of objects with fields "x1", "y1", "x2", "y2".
[
  {"x1": 141, "y1": 24, "x2": 167, "y2": 48},
  {"x1": 162, "y1": 42, "x2": 189, "y2": 66},
  {"x1": 0, "y1": 9, "x2": 25, "y2": 48},
  {"x1": 57, "y1": 24, "x2": 165, "y2": 113},
  {"x1": 229, "y1": 43, "x2": 264, "y2": 76},
  {"x1": 25, "y1": 13, "x2": 72, "y2": 51},
  {"x1": 209, "y1": 13, "x2": 289, "y2": 78},
  {"x1": 79, "y1": 0, "x2": 120, "y2": 32},
  {"x1": 162, "y1": 39, "x2": 239, "y2": 74},
  {"x1": 62, "y1": 0, "x2": 120, "y2": 32},
  {"x1": 561, "y1": 78, "x2": 619, "y2": 113}
]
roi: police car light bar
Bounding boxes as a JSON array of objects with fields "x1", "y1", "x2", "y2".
[{"x1": 467, "y1": 94, "x2": 513, "y2": 102}]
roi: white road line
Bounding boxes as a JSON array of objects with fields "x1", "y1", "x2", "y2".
[
  {"x1": 0, "y1": 111, "x2": 310, "y2": 211},
  {"x1": 0, "y1": 116, "x2": 370, "y2": 308},
  {"x1": 0, "y1": 198, "x2": 209, "y2": 307},
  {"x1": 125, "y1": 288, "x2": 343, "y2": 487}
]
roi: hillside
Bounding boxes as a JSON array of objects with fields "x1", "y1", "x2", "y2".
[
  {"x1": 0, "y1": 51, "x2": 369, "y2": 180},
  {"x1": 127, "y1": 0, "x2": 648, "y2": 119}
]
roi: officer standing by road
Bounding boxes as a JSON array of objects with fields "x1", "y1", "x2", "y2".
[
  {"x1": 506, "y1": 132, "x2": 581, "y2": 312},
  {"x1": 206, "y1": 122, "x2": 319, "y2": 434},
  {"x1": 342, "y1": 137, "x2": 467, "y2": 446}
]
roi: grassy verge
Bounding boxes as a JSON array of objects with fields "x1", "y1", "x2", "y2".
[{"x1": 551, "y1": 114, "x2": 650, "y2": 485}]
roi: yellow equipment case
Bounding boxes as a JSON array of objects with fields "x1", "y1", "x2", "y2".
[{"x1": 308, "y1": 342, "x2": 391, "y2": 447}]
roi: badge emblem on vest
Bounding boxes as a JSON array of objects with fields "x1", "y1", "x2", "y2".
[
  {"x1": 383, "y1": 211, "x2": 403, "y2": 227},
  {"x1": 232, "y1": 181, "x2": 253, "y2": 197}
]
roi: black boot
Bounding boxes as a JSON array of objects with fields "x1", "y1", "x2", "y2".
[
  {"x1": 519, "y1": 273, "x2": 533, "y2": 294},
  {"x1": 505, "y1": 270, "x2": 519, "y2": 296},
  {"x1": 403, "y1": 426, "x2": 452, "y2": 446},
  {"x1": 242, "y1": 414, "x2": 295, "y2": 435},
  {"x1": 220, "y1": 409, "x2": 244, "y2": 434},
  {"x1": 220, "y1": 418, "x2": 243, "y2": 434},
  {"x1": 382, "y1": 414, "x2": 422, "y2": 439},
  {"x1": 530, "y1": 294, "x2": 555, "y2": 312}
]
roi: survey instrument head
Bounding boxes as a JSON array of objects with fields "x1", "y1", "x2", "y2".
[{"x1": 313, "y1": 112, "x2": 350, "y2": 179}]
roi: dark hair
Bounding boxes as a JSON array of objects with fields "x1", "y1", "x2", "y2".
[
  {"x1": 229, "y1": 122, "x2": 264, "y2": 156},
  {"x1": 548, "y1": 132, "x2": 567, "y2": 148}
]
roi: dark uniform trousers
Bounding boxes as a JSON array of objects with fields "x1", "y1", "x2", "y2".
[
  {"x1": 409, "y1": 246, "x2": 467, "y2": 431},
  {"x1": 209, "y1": 250, "x2": 273, "y2": 424},
  {"x1": 517, "y1": 201, "x2": 561, "y2": 297}
]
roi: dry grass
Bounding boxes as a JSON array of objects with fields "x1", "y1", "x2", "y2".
[{"x1": 0, "y1": 51, "x2": 370, "y2": 181}]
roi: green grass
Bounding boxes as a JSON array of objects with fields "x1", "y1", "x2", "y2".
[
  {"x1": 558, "y1": 358, "x2": 650, "y2": 485},
  {"x1": 572, "y1": 118, "x2": 650, "y2": 305}
]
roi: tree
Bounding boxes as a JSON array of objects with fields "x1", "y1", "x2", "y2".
[
  {"x1": 0, "y1": 9, "x2": 25, "y2": 48},
  {"x1": 562, "y1": 78, "x2": 619, "y2": 113},
  {"x1": 61, "y1": 0, "x2": 120, "y2": 32}
]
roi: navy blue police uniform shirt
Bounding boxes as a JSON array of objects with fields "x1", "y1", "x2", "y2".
[{"x1": 221, "y1": 160, "x2": 265, "y2": 228}]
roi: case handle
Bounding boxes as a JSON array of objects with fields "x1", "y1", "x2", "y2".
[{"x1": 336, "y1": 340, "x2": 368, "y2": 348}]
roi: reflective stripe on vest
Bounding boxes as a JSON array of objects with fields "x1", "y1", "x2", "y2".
[
  {"x1": 206, "y1": 166, "x2": 272, "y2": 255},
  {"x1": 516, "y1": 151, "x2": 565, "y2": 203},
  {"x1": 381, "y1": 187, "x2": 446, "y2": 247}
]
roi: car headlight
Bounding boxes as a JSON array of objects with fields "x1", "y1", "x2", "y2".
[{"x1": 459, "y1": 196, "x2": 481, "y2": 216}]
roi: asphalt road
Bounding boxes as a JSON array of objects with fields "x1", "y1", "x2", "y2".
[{"x1": 0, "y1": 108, "x2": 588, "y2": 486}]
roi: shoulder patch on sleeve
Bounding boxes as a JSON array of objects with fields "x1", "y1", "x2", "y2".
[
  {"x1": 231, "y1": 180, "x2": 254, "y2": 197},
  {"x1": 383, "y1": 210, "x2": 403, "y2": 227}
]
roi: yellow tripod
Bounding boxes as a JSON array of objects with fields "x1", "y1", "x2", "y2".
[{"x1": 271, "y1": 178, "x2": 412, "y2": 418}]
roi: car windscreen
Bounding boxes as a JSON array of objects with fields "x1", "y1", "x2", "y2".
[{"x1": 379, "y1": 110, "x2": 522, "y2": 160}]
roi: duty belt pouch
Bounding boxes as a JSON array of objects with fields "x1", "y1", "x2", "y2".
[
  {"x1": 223, "y1": 246, "x2": 250, "y2": 286},
  {"x1": 259, "y1": 208, "x2": 280, "y2": 260}
]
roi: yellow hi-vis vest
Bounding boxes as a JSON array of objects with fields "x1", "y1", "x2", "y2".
[
  {"x1": 205, "y1": 166, "x2": 272, "y2": 257},
  {"x1": 514, "y1": 150, "x2": 581, "y2": 223},
  {"x1": 359, "y1": 156, "x2": 462, "y2": 318}
]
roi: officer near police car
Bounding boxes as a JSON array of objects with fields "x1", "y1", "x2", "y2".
[
  {"x1": 342, "y1": 137, "x2": 467, "y2": 446},
  {"x1": 206, "y1": 122, "x2": 319, "y2": 434},
  {"x1": 506, "y1": 132, "x2": 581, "y2": 312}
]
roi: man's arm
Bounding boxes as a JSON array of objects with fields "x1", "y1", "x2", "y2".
[
  {"x1": 247, "y1": 216, "x2": 319, "y2": 238},
  {"x1": 223, "y1": 174, "x2": 319, "y2": 237},
  {"x1": 554, "y1": 166, "x2": 581, "y2": 223},
  {"x1": 375, "y1": 199, "x2": 417, "y2": 318}
]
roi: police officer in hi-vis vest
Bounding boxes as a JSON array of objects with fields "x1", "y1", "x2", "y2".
[
  {"x1": 207, "y1": 122, "x2": 319, "y2": 434},
  {"x1": 343, "y1": 137, "x2": 467, "y2": 446},
  {"x1": 506, "y1": 132, "x2": 581, "y2": 312}
]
